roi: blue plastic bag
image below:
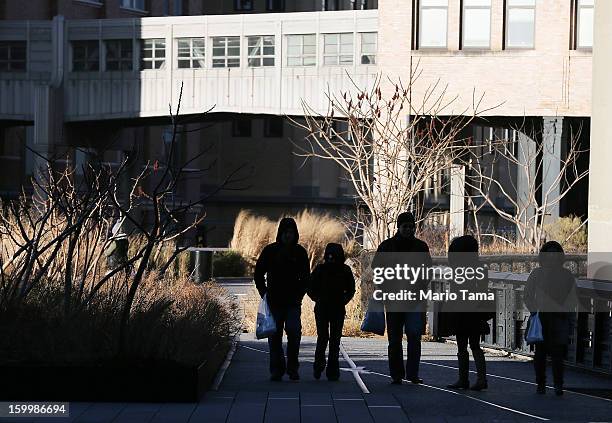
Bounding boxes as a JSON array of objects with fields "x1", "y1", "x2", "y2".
[
  {"x1": 361, "y1": 300, "x2": 386, "y2": 335},
  {"x1": 255, "y1": 294, "x2": 277, "y2": 339},
  {"x1": 525, "y1": 312, "x2": 544, "y2": 345}
]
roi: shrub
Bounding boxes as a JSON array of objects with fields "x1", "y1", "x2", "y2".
[
  {"x1": 544, "y1": 215, "x2": 587, "y2": 253},
  {"x1": 213, "y1": 250, "x2": 248, "y2": 277}
]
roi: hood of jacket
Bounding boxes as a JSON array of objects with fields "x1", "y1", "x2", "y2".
[
  {"x1": 276, "y1": 217, "x2": 299, "y2": 244},
  {"x1": 324, "y1": 243, "x2": 345, "y2": 263}
]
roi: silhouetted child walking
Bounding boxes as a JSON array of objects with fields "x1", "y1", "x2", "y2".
[{"x1": 308, "y1": 243, "x2": 356, "y2": 381}]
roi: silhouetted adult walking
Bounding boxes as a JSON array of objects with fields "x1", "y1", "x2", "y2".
[
  {"x1": 308, "y1": 243, "x2": 356, "y2": 381},
  {"x1": 254, "y1": 218, "x2": 310, "y2": 381},
  {"x1": 444, "y1": 235, "x2": 493, "y2": 391},
  {"x1": 525, "y1": 241, "x2": 577, "y2": 396},
  {"x1": 373, "y1": 212, "x2": 432, "y2": 384}
]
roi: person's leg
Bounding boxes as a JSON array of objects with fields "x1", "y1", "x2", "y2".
[
  {"x1": 448, "y1": 334, "x2": 470, "y2": 389},
  {"x1": 469, "y1": 333, "x2": 487, "y2": 390},
  {"x1": 268, "y1": 307, "x2": 287, "y2": 380},
  {"x1": 534, "y1": 343, "x2": 547, "y2": 393},
  {"x1": 550, "y1": 344, "x2": 566, "y2": 395},
  {"x1": 326, "y1": 309, "x2": 345, "y2": 381},
  {"x1": 386, "y1": 312, "x2": 406, "y2": 383},
  {"x1": 285, "y1": 305, "x2": 302, "y2": 379},
  {"x1": 314, "y1": 305, "x2": 329, "y2": 379},
  {"x1": 405, "y1": 312, "x2": 422, "y2": 383}
]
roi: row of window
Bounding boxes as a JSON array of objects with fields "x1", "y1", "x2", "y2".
[
  {"x1": 233, "y1": 0, "x2": 370, "y2": 12},
  {"x1": 417, "y1": 0, "x2": 593, "y2": 50},
  {"x1": 69, "y1": 33, "x2": 377, "y2": 72}
]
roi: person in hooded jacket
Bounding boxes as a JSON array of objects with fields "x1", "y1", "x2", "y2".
[
  {"x1": 254, "y1": 218, "x2": 311, "y2": 381},
  {"x1": 308, "y1": 243, "x2": 356, "y2": 381},
  {"x1": 444, "y1": 235, "x2": 494, "y2": 391},
  {"x1": 371, "y1": 211, "x2": 432, "y2": 385},
  {"x1": 525, "y1": 241, "x2": 577, "y2": 396}
]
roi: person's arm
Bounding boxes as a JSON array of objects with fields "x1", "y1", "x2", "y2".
[
  {"x1": 524, "y1": 271, "x2": 537, "y2": 312},
  {"x1": 343, "y1": 266, "x2": 356, "y2": 305},
  {"x1": 298, "y1": 247, "x2": 311, "y2": 299},
  {"x1": 254, "y1": 246, "x2": 269, "y2": 298},
  {"x1": 307, "y1": 266, "x2": 321, "y2": 302}
]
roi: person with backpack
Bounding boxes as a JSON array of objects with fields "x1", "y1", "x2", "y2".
[
  {"x1": 308, "y1": 243, "x2": 356, "y2": 381},
  {"x1": 254, "y1": 217, "x2": 311, "y2": 381}
]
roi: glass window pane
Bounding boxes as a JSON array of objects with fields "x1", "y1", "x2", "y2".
[
  {"x1": 578, "y1": 7, "x2": 594, "y2": 48},
  {"x1": 193, "y1": 46, "x2": 205, "y2": 57},
  {"x1": 420, "y1": 8, "x2": 447, "y2": 47},
  {"x1": 228, "y1": 47, "x2": 240, "y2": 56},
  {"x1": 304, "y1": 35, "x2": 316, "y2": 46},
  {"x1": 287, "y1": 45, "x2": 301, "y2": 56},
  {"x1": 248, "y1": 57, "x2": 261, "y2": 67},
  {"x1": 213, "y1": 47, "x2": 225, "y2": 56},
  {"x1": 264, "y1": 37, "x2": 275, "y2": 46},
  {"x1": 340, "y1": 43, "x2": 353, "y2": 54},
  {"x1": 287, "y1": 36, "x2": 300, "y2": 47},
  {"x1": 178, "y1": 60, "x2": 191, "y2": 68},
  {"x1": 464, "y1": 0, "x2": 490, "y2": 5},
  {"x1": 507, "y1": 0, "x2": 535, "y2": 5},
  {"x1": 213, "y1": 38, "x2": 225, "y2": 48},
  {"x1": 262, "y1": 46, "x2": 273, "y2": 55},
  {"x1": 227, "y1": 37, "x2": 240, "y2": 47},
  {"x1": 304, "y1": 56, "x2": 316, "y2": 66},
  {"x1": 464, "y1": 8, "x2": 490, "y2": 47},
  {"x1": 155, "y1": 49, "x2": 165, "y2": 58},
  {"x1": 421, "y1": 0, "x2": 447, "y2": 5},
  {"x1": 303, "y1": 44, "x2": 316, "y2": 55},
  {"x1": 178, "y1": 40, "x2": 190, "y2": 50},
  {"x1": 212, "y1": 58, "x2": 225, "y2": 67},
  {"x1": 325, "y1": 34, "x2": 338, "y2": 45},
  {"x1": 228, "y1": 58, "x2": 240, "y2": 67},
  {"x1": 507, "y1": 8, "x2": 535, "y2": 47},
  {"x1": 249, "y1": 46, "x2": 261, "y2": 56},
  {"x1": 340, "y1": 33, "x2": 352, "y2": 44},
  {"x1": 340, "y1": 55, "x2": 353, "y2": 65},
  {"x1": 287, "y1": 57, "x2": 300, "y2": 66},
  {"x1": 324, "y1": 56, "x2": 338, "y2": 65},
  {"x1": 263, "y1": 57, "x2": 274, "y2": 66},
  {"x1": 193, "y1": 39, "x2": 205, "y2": 48},
  {"x1": 325, "y1": 43, "x2": 338, "y2": 54}
]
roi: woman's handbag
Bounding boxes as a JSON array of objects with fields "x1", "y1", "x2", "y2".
[{"x1": 525, "y1": 312, "x2": 544, "y2": 345}]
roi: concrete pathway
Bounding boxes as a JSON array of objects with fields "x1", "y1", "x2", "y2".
[{"x1": 7, "y1": 334, "x2": 612, "y2": 423}]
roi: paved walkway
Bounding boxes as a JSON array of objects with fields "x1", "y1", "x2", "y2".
[{"x1": 8, "y1": 334, "x2": 612, "y2": 423}]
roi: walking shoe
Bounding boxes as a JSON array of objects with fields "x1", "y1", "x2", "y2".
[
  {"x1": 536, "y1": 384, "x2": 546, "y2": 394},
  {"x1": 447, "y1": 380, "x2": 469, "y2": 390},
  {"x1": 288, "y1": 371, "x2": 300, "y2": 381},
  {"x1": 409, "y1": 377, "x2": 424, "y2": 384},
  {"x1": 470, "y1": 380, "x2": 488, "y2": 391},
  {"x1": 390, "y1": 378, "x2": 403, "y2": 385},
  {"x1": 554, "y1": 385, "x2": 564, "y2": 396}
]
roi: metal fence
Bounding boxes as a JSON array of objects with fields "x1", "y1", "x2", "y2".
[{"x1": 429, "y1": 272, "x2": 612, "y2": 375}]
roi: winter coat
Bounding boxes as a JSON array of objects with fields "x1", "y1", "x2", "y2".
[
  {"x1": 254, "y1": 218, "x2": 310, "y2": 308},
  {"x1": 308, "y1": 243, "x2": 356, "y2": 311},
  {"x1": 524, "y1": 265, "x2": 577, "y2": 345},
  {"x1": 371, "y1": 232, "x2": 432, "y2": 328}
]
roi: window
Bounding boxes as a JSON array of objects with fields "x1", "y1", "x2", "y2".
[
  {"x1": 0, "y1": 41, "x2": 26, "y2": 72},
  {"x1": 323, "y1": 33, "x2": 353, "y2": 66},
  {"x1": 264, "y1": 116, "x2": 284, "y2": 138},
  {"x1": 463, "y1": 0, "x2": 491, "y2": 48},
  {"x1": 576, "y1": 0, "x2": 593, "y2": 49},
  {"x1": 287, "y1": 34, "x2": 316, "y2": 66},
  {"x1": 248, "y1": 36, "x2": 275, "y2": 67},
  {"x1": 232, "y1": 118, "x2": 252, "y2": 137},
  {"x1": 212, "y1": 37, "x2": 240, "y2": 68},
  {"x1": 506, "y1": 0, "x2": 536, "y2": 48},
  {"x1": 140, "y1": 39, "x2": 166, "y2": 70},
  {"x1": 121, "y1": 0, "x2": 145, "y2": 10},
  {"x1": 360, "y1": 32, "x2": 376, "y2": 64},
  {"x1": 105, "y1": 40, "x2": 133, "y2": 71},
  {"x1": 419, "y1": 0, "x2": 448, "y2": 48},
  {"x1": 234, "y1": 0, "x2": 253, "y2": 11},
  {"x1": 266, "y1": 0, "x2": 284, "y2": 11},
  {"x1": 324, "y1": 0, "x2": 339, "y2": 10},
  {"x1": 72, "y1": 40, "x2": 99, "y2": 71},
  {"x1": 177, "y1": 38, "x2": 205, "y2": 69}
]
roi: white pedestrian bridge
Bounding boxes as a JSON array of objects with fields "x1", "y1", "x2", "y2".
[{"x1": 0, "y1": 10, "x2": 378, "y2": 123}]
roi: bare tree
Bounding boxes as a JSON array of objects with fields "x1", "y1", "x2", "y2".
[
  {"x1": 290, "y1": 69, "x2": 497, "y2": 247},
  {"x1": 463, "y1": 124, "x2": 589, "y2": 252}
]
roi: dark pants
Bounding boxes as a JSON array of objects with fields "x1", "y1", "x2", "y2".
[
  {"x1": 314, "y1": 304, "x2": 345, "y2": 379},
  {"x1": 534, "y1": 343, "x2": 566, "y2": 388},
  {"x1": 268, "y1": 304, "x2": 302, "y2": 377},
  {"x1": 456, "y1": 333, "x2": 486, "y2": 382},
  {"x1": 386, "y1": 312, "x2": 423, "y2": 381}
]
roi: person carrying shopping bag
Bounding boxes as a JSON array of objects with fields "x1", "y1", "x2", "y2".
[
  {"x1": 524, "y1": 241, "x2": 578, "y2": 396},
  {"x1": 254, "y1": 217, "x2": 310, "y2": 381},
  {"x1": 308, "y1": 243, "x2": 356, "y2": 381}
]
